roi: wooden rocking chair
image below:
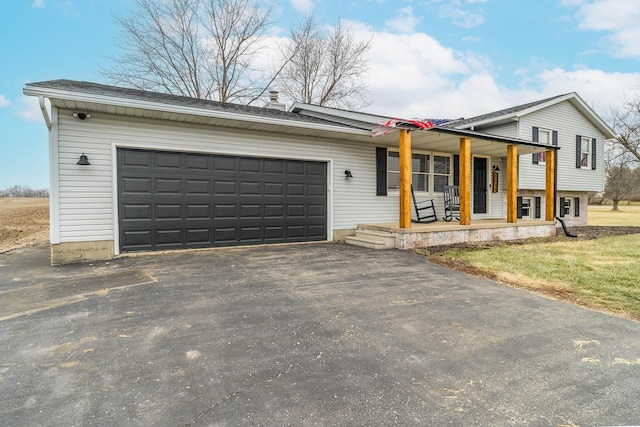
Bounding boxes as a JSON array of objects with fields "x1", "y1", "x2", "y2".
[
  {"x1": 442, "y1": 185, "x2": 460, "y2": 222},
  {"x1": 411, "y1": 185, "x2": 437, "y2": 223}
]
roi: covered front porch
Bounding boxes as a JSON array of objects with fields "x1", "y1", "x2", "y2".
[
  {"x1": 345, "y1": 120, "x2": 559, "y2": 250},
  {"x1": 346, "y1": 219, "x2": 557, "y2": 250}
]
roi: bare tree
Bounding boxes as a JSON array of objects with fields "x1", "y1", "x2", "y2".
[
  {"x1": 276, "y1": 14, "x2": 371, "y2": 109},
  {"x1": 603, "y1": 142, "x2": 640, "y2": 210},
  {"x1": 0, "y1": 185, "x2": 49, "y2": 198},
  {"x1": 102, "y1": 0, "x2": 277, "y2": 104},
  {"x1": 609, "y1": 90, "x2": 640, "y2": 163}
]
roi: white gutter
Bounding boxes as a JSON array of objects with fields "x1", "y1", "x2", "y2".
[
  {"x1": 38, "y1": 96, "x2": 52, "y2": 130},
  {"x1": 24, "y1": 86, "x2": 371, "y2": 137}
]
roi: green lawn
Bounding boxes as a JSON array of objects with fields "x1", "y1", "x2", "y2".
[
  {"x1": 589, "y1": 204, "x2": 640, "y2": 226},
  {"x1": 422, "y1": 206, "x2": 640, "y2": 320}
]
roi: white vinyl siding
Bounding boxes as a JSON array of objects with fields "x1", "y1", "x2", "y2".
[
  {"x1": 54, "y1": 109, "x2": 399, "y2": 243},
  {"x1": 517, "y1": 101, "x2": 605, "y2": 192}
]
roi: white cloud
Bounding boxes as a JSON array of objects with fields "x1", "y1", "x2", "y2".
[
  {"x1": 0, "y1": 95, "x2": 10, "y2": 108},
  {"x1": 32, "y1": 0, "x2": 45, "y2": 8},
  {"x1": 535, "y1": 67, "x2": 640, "y2": 117},
  {"x1": 16, "y1": 96, "x2": 44, "y2": 122},
  {"x1": 254, "y1": 15, "x2": 638, "y2": 124},
  {"x1": 434, "y1": 0, "x2": 485, "y2": 29},
  {"x1": 569, "y1": 0, "x2": 640, "y2": 58},
  {"x1": 384, "y1": 7, "x2": 420, "y2": 34},
  {"x1": 289, "y1": 0, "x2": 314, "y2": 14},
  {"x1": 345, "y1": 22, "x2": 638, "y2": 122}
]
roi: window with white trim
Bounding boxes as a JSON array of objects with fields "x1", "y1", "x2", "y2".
[
  {"x1": 561, "y1": 198, "x2": 572, "y2": 217},
  {"x1": 520, "y1": 197, "x2": 532, "y2": 219},
  {"x1": 387, "y1": 151, "x2": 451, "y2": 193},
  {"x1": 580, "y1": 136, "x2": 591, "y2": 168},
  {"x1": 538, "y1": 129, "x2": 550, "y2": 164}
]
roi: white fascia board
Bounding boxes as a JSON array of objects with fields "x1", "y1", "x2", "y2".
[
  {"x1": 290, "y1": 102, "x2": 390, "y2": 125},
  {"x1": 454, "y1": 92, "x2": 615, "y2": 138},
  {"x1": 24, "y1": 86, "x2": 371, "y2": 137}
]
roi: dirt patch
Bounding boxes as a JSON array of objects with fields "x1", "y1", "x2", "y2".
[{"x1": 0, "y1": 198, "x2": 50, "y2": 253}]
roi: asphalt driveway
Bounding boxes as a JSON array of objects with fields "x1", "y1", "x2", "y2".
[{"x1": 1, "y1": 243, "x2": 639, "y2": 426}]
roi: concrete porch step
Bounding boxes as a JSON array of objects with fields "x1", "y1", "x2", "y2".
[
  {"x1": 344, "y1": 235, "x2": 388, "y2": 250},
  {"x1": 344, "y1": 229, "x2": 397, "y2": 250}
]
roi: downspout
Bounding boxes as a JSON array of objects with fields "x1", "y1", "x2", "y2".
[
  {"x1": 553, "y1": 146, "x2": 577, "y2": 237},
  {"x1": 39, "y1": 96, "x2": 52, "y2": 130}
]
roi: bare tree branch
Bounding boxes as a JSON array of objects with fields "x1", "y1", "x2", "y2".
[
  {"x1": 276, "y1": 14, "x2": 371, "y2": 109},
  {"x1": 102, "y1": 0, "x2": 275, "y2": 104}
]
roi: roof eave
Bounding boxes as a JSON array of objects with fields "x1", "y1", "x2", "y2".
[{"x1": 23, "y1": 85, "x2": 371, "y2": 137}]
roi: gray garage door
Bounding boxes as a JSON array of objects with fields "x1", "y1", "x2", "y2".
[{"x1": 117, "y1": 148, "x2": 327, "y2": 252}]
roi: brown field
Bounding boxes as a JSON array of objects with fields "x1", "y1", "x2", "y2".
[{"x1": 0, "y1": 198, "x2": 49, "y2": 252}]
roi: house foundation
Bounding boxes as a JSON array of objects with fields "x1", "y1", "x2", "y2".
[{"x1": 346, "y1": 220, "x2": 557, "y2": 250}]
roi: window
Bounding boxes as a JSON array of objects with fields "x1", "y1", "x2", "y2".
[
  {"x1": 518, "y1": 196, "x2": 541, "y2": 219},
  {"x1": 576, "y1": 135, "x2": 596, "y2": 170},
  {"x1": 521, "y1": 197, "x2": 532, "y2": 219},
  {"x1": 538, "y1": 129, "x2": 550, "y2": 164},
  {"x1": 560, "y1": 197, "x2": 572, "y2": 217},
  {"x1": 433, "y1": 155, "x2": 451, "y2": 192},
  {"x1": 387, "y1": 151, "x2": 451, "y2": 193},
  {"x1": 580, "y1": 136, "x2": 591, "y2": 168}
]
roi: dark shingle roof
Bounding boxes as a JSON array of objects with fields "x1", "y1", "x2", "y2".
[
  {"x1": 26, "y1": 79, "x2": 359, "y2": 128},
  {"x1": 443, "y1": 93, "x2": 570, "y2": 128}
]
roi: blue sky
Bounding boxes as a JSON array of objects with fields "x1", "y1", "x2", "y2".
[{"x1": 2, "y1": 0, "x2": 640, "y2": 189}]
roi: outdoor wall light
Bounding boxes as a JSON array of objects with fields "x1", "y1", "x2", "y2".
[
  {"x1": 72, "y1": 112, "x2": 91, "y2": 120},
  {"x1": 77, "y1": 153, "x2": 91, "y2": 166},
  {"x1": 492, "y1": 165, "x2": 500, "y2": 171},
  {"x1": 344, "y1": 169, "x2": 353, "y2": 178}
]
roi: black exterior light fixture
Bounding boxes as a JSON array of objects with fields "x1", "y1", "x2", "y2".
[
  {"x1": 77, "y1": 153, "x2": 91, "y2": 165},
  {"x1": 72, "y1": 112, "x2": 91, "y2": 120},
  {"x1": 344, "y1": 169, "x2": 353, "y2": 178}
]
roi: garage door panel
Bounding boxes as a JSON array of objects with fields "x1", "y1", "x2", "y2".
[
  {"x1": 156, "y1": 229, "x2": 182, "y2": 246},
  {"x1": 287, "y1": 162, "x2": 305, "y2": 175},
  {"x1": 265, "y1": 182, "x2": 284, "y2": 195},
  {"x1": 186, "y1": 180, "x2": 211, "y2": 195},
  {"x1": 240, "y1": 227, "x2": 262, "y2": 242},
  {"x1": 157, "y1": 152, "x2": 181, "y2": 169},
  {"x1": 122, "y1": 230, "x2": 152, "y2": 248},
  {"x1": 122, "y1": 204, "x2": 152, "y2": 220},
  {"x1": 308, "y1": 183, "x2": 326, "y2": 196},
  {"x1": 122, "y1": 177, "x2": 151, "y2": 194},
  {"x1": 122, "y1": 150, "x2": 151, "y2": 167},
  {"x1": 186, "y1": 229, "x2": 211, "y2": 244},
  {"x1": 186, "y1": 204, "x2": 210, "y2": 219},
  {"x1": 239, "y1": 181, "x2": 261, "y2": 195},
  {"x1": 213, "y1": 156, "x2": 236, "y2": 172},
  {"x1": 118, "y1": 149, "x2": 326, "y2": 252},
  {"x1": 213, "y1": 180, "x2": 236, "y2": 195},
  {"x1": 156, "y1": 204, "x2": 182, "y2": 219},
  {"x1": 156, "y1": 178, "x2": 182, "y2": 194},
  {"x1": 185, "y1": 154, "x2": 209, "y2": 170},
  {"x1": 240, "y1": 158, "x2": 261, "y2": 173}
]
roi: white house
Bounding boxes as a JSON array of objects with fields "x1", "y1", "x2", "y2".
[{"x1": 24, "y1": 80, "x2": 615, "y2": 264}]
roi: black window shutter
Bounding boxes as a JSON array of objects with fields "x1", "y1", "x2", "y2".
[
  {"x1": 575, "y1": 135, "x2": 582, "y2": 168},
  {"x1": 552, "y1": 131, "x2": 558, "y2": 146},
  {"x1": 376, "y1": 147, "x2": 387, "y2": 196},
  {"x1": 532, "y1": 127, "x2": 539, "y2": 164},
  {"x1": 591, "y1": 138, "x2": 597, "y2": 170},
  {"x1": 559, "y1": 197, "x2": 566, "y2": 217},
  {"x1": 453, "y1": 154, "x2": 460, "y2": 186},
  {"x1": 517, "y1": 196, "x2": 523, "y2": 219},
  {"x1": 574, "y1": 197, "x2": 580, "y2": 217},
  {"x1": 535, "y1": 197, "x2": 541, "y2": 219}
]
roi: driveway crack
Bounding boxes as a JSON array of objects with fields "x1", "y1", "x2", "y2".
[{"x1": 184, "y1": 363, "x2": 295, "y2": 426}]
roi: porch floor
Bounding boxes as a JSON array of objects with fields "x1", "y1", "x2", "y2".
[{"x1": 347, "y1": 219, "x2": 557, "y2": 250}]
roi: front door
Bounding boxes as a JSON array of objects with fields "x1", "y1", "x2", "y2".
[{"x1": 473, "y1": 157, "x2": 487, "y2": 214}]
